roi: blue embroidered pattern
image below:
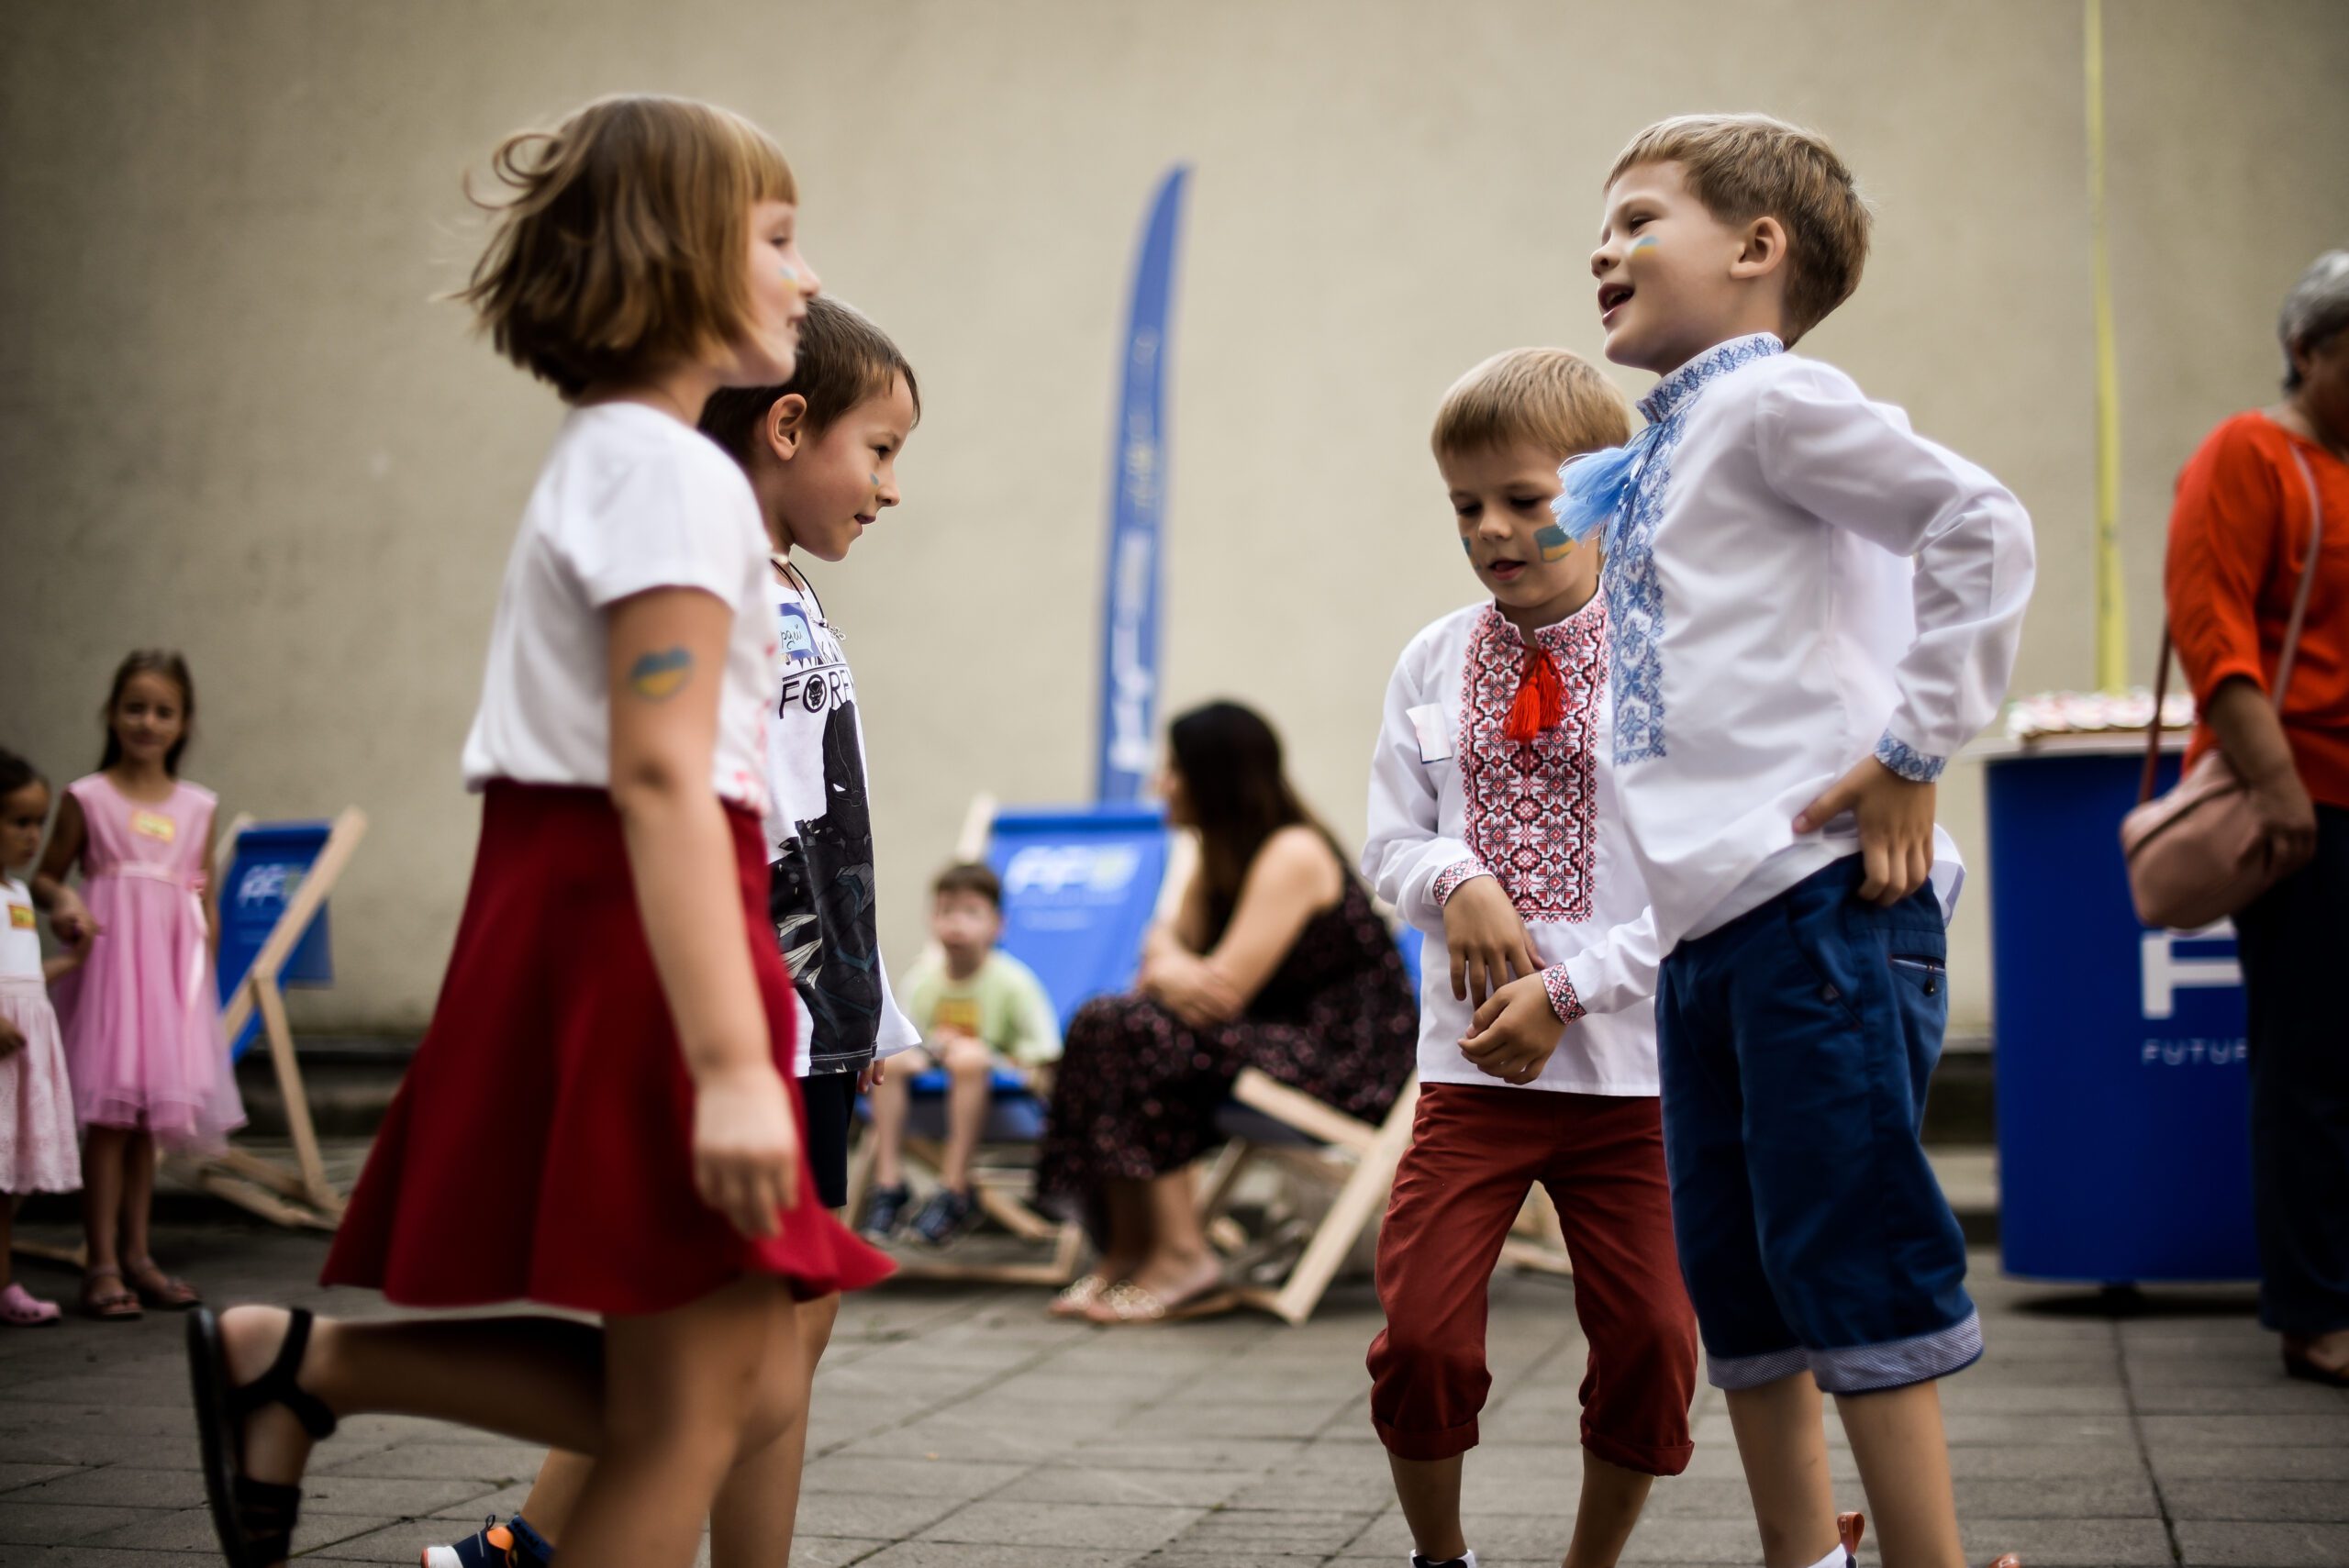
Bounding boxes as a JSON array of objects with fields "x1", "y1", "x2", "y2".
[
  {"x1": 1874, "y1": 731, "x2": 1948, "y2": 783},
  {"x1": 1606, "y1": 332, "x2": 1786, "y2": 764}
]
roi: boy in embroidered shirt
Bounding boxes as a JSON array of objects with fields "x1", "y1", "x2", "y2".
[
  {"x1": 1555, "y1": 116, "x2": 2035, "y2": 1568},
  {"x1": 1362, "y1": 349, "x2": 1699, "y2": 1568}
]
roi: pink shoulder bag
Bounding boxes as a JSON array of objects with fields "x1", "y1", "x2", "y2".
[{"x1": 2121, "y1": 444, "x2": 2325, "y2": 930}]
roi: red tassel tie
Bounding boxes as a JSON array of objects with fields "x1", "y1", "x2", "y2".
[{"x1": 1504, "y1": 643, "x2": 1567, "y2": 743}]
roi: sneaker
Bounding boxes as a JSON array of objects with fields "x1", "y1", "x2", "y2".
[
  {"x1": 907, "y1": 1186, "x2": 978, "y2": 1248},
  {"x1": 423, "y1": 1515, "x2": 552, "y2": 1568},
  {"x1": 860, "y1": 1183, "x2": 913, "y2": 1241},
  {"x1": 1410, "y1": 1551, "x2": 1476, "y2": 1568}
]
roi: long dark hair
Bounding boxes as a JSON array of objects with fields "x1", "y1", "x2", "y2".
[
  {"x1": 1169, "y1": 700, "x2": 1327, "y2": 943},
  {"x1": 98, "y1": 650, "x2": 196, "y2": 775}
]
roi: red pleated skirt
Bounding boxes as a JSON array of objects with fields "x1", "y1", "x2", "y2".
[{"x1": 322, "y1": 783, "x2": 892, "y2": 1315}]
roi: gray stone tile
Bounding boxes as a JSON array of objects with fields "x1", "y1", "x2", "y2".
[
  {"x1": 1167, "y1": 1505, "x2": 1378, "y2": 1555},
  {"x1": 991, "y1": 1466, "x2": 1255, "y2": 1508},
  {"x1": 5, "y1": 1467, "x2": 207, "y2": 1509},
  {"x1": 2129, "y1": 1382, "x2": 2349, "y2": 1413},
  {"x1": 0, "y1": 1464, "x2": 82, "y2": 1495},
  {"x1": 790, "y1": 1489, "x2": 965, "y2": 1540},
  {"x1": 1, "y1": 1551, "x2": 221, "y2": 1568},
  {"x1": 798, "y1": 1454, "x2": 1030, "y2": 1498},
  {"x1": 317, "y1": 1439, "x2": 546, "y2": 1481},
  {"x1": 2150, "y1": 1444, "x2": 2349, "y2": 1481},
  {"x1": 304, "y1": 1517, "x2": 471, "y2": 1562},
  {"x1": 77, "y1": 1505, "x2": 395, "y2": 1556},
  {"x1": 858, "y1": 1546, "x2": 1140, "y2": 1568},
  {"x1": 1226, "y1": 1467, "x2": 1398, "y2": 1514},
  {"x1": 2164, "y1": 1479, "x2": 2349, "y2": 1522},
  {"x1": 919, "y1": 1498, "x2": 1204, "y2": 1550},
  {"x1": 0, "y1": 1501, "x2": 156, "y2": 1544},
  {"x1": 2139, "y1": 1414, "x2": 2349, "y2": 1447},
  {"x1": 1954, "y1": 1518, "x2": 2173, "y2": 1566},
  {"x1": 788, "y1": 1539, "x2": 890, "y2": 1568},
  {"x1": 2176, "y1": 1519, "x2": 2349, "y2": 1566}
]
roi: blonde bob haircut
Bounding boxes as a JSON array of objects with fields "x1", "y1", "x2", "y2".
[
  {"x1": 456, "y1": 95, "x2": 797, "y2": 397},
  {"x1": 1609, "y1": 113, "x2": 1870, "y2": 344},
  {"x1": 1432, "y1": 348, "x2": 1632, "y2": 463}
]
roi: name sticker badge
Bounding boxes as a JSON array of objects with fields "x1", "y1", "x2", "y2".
[
  {"x1": 1408, "y1": 704, "x2": 1455, "y2": 764},
  {"x1": 132, "y1": 810, "x2": 177, "y2": 842},
  {"x1": 8, "y1": 902, "x2": 33, "y2": 930}
]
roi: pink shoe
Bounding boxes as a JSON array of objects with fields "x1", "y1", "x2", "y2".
[{"x1": 0, "y1": 1283, "x2": 61, "y2": 1327}]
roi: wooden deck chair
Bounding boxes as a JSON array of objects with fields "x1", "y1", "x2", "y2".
[
  {"x1": 187, "y1": 810, "x2": 367, "y2": 1229},
  {"x1": 1197, "y1": 1070, "x2": 1420, "y2": 1325},
  {"x1": 1193, "y1": 915, "x2": 1573, "y2": 1322},
  {"x1": 846, "y1": 794, "x2": 1182, "y2": 1284}
]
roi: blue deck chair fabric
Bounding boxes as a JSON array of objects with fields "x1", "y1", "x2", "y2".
[
  {"x1": 215, "y1": 821, "x2": 340, "y2": 1061},
  {"x1": 879, "y1": 803, "x2": 1173, "y2": 1143}
]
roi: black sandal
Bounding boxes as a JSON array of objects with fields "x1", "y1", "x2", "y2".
[{"x1": 186, "y1": 1307, "x2": 338, "y2": 1568}]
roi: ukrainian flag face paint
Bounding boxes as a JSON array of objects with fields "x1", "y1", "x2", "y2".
[{"x1": 1534, "y1": 522, "x2": 1575, "y2": 562}]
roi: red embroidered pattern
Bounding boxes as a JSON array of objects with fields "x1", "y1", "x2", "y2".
[
  {"x1": 1542, "y1": 963, "x2": 1586, "y2": 1025},
  {"x1": 1431, "y1": 860, "x2": 1490, "y2": 906},
  {"x1": 1457, "y1": 603, "x2": 1605, "y2": 922}
]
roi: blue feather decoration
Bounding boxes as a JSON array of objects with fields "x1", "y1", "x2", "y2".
[{"x1": 1551, "y1": 425, "x2": 1659, "y2": 552}]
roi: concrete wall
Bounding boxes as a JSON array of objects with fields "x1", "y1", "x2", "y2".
[{"x1": 5, "y1": 0, "x2": 2344, "y2": 1032}]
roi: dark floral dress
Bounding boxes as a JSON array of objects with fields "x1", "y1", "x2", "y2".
[{"x1": 1036, "y1": 875, "x2": 1418, "y2": 1211}]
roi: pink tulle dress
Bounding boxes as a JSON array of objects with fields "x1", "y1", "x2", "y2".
[
  {"x1": 50, "y1": 774, "x2": 244, "y2": 1149},
  {"x1": 0, "y1": 874, "x2": 80, "y2": 1193}
]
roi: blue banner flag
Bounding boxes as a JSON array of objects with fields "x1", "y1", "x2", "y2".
[{"x1": 1095, "y1": 164, "x2": 1191, "y2": 803}]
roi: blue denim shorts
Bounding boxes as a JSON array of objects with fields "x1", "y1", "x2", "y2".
[{"x1": 1657, "y1": 856, "x2": 1979, "y2": 1395}]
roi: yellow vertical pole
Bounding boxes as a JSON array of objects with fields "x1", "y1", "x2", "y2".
[{"x1": 2087, "y1": 0, "x2": 2128, "y2": 691}]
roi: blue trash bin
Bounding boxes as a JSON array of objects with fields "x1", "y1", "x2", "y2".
[{"x1": 1980, "y1": 735, "x2": 2258, "y2": 1284}]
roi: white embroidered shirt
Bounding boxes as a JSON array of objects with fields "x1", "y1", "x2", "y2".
[
  {"x1": 1364, "y1": 595, "x2": 1661, "y2": 1096},
  {"x1": 1596, "y1": 334, "x2": 2035, "y2": 947}
]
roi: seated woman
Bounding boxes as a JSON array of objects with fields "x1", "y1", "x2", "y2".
[{"x1": 1036, "y1": 700, "x2": 1419, "y2": 1324}]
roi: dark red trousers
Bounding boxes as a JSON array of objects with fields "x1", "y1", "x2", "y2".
[{"x1": 1367, "y1": 1083, "x2": 1698, "y2": 1473}]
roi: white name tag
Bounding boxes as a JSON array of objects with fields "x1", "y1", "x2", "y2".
[{"x1": 1408, "y1": 704, "x2": 1454, "y2": 763}]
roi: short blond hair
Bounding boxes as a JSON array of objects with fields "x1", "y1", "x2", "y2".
[
  {"x1": 1609, "y1": 114, "x2": 1870, "y2": 343},
  {"x1": 1431, "y1": 349, "x2": 1632, "y2": 463},
  {"x1": 456, "y1": 95, "x2": 798, "y2": 397}
]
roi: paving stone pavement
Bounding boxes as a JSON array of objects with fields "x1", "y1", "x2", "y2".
[{"x1": 1, "y1": 1222, "x2": 2343, "y2": 1567}]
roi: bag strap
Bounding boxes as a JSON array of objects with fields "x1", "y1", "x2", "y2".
[
  {"x1": 2139, "y1": 442, "x2": 2328, "y2": 806},
  {"x1": 2271, "y1": 446, "x2": 2327, "y2": 708}
]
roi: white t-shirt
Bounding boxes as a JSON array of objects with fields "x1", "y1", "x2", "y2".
[
  {"x1": 461, "y1": 404, "x2": 774, "y2": 814},
  {"x1": 1596, "y1": 336, "x2": 2033, "y2": 950},
  {"x1": 762, "y1": 562, "x2": 918, "y2": 1075},
  {"x1": 1363, "y1": 597, "x2": 1660, "y2": 1096},
  {"x1": 1, "y1": 875, "x2": 42, "y2": 982}
]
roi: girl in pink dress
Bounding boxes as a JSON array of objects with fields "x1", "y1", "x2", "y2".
[
  {"x1": 35, "y1": 651, "x2": 242, "y2": 1318},
  {"x1": 1, "y1": 750, "x2": 87, "y2": 1326}
]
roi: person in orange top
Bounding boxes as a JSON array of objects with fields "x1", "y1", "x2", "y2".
[{"x1": 2163, "y1": 249, "x2": 2349, "y2": 1387}]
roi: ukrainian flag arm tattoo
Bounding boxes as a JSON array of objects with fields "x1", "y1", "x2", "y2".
[{"x1": 627, "y1": 646, "x2": 695, "y2": 702}]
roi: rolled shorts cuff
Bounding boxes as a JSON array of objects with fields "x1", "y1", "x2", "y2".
[
  {"x1": 1810, "y1": 1311, "x2": 1984, "y2": 1395},
  {"x1": 1705, "y1": 1344, "x2": 1811, "y2": 1392},
  {"x1": 1581, "y1": 1426, "x2": 1694, "y2": 1478},
  {"x1": 1373, "y1": 1411, "x2": 1479, "y2": 1462}
]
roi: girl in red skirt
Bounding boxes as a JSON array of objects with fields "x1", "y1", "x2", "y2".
[{"x1": 183, "y1": 95, "x2": 890, "y2": 1568}]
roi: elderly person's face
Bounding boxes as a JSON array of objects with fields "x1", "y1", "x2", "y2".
[
  {"x1": 2280, "y1": 250, "x2": 2349, "y2": 447},
  {"x1": 2292, "y1": 332, "x2": 2349, "y2": 447}
]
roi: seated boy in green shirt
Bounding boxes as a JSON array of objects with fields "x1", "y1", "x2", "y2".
[{"x1": 863, "y1": 862, "x2": 1061, "y2": 1247}]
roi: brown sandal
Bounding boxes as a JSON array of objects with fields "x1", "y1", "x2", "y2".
[
  {"x1": 1048, "y1": 1273, "x2": 1111, "y2": 1318},
  {"x1": 1085, "y1": 1279, "x2": 1236, "y2": 1325},
  {"x1": 125, "y1": 1259, "x2": 202, "y2": 1309},
  {"x1": 81, "y1": 1268, "x2": 143, "y2": 1320}
]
